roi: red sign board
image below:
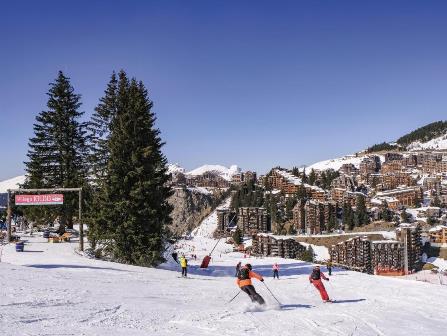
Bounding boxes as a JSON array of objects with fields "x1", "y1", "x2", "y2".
[{"x1": 15, "y1": 194, "x2": 64, "y2": 206}]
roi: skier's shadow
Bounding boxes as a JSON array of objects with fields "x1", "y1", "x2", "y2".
[
  {"x1": 332, "y1": 299, "x2": 366, "y2": 304},
  {"x1": 281, "y1": 303, "x2": 314, "y2": 310}
]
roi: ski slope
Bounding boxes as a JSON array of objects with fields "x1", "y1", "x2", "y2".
[{"x1": 1, "y1": 210, "x2": 447, "y2": 335}]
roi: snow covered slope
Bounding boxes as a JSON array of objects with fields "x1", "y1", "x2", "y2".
[
  {"x1": 407, "y1": 133, "x2": 447, "y2": 151},
  {"x1": 186, "y1": 164, "x2": 240, "y2": 181},
  {"x1": 1, "y1": 218, "x2": 447, "y2": 335},
  {"x1": 0, "y1": 175, "x2": 26, "y2": 193}
]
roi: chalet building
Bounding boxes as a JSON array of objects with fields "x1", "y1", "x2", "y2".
[
  {"x1": 371, "y1": 240, "x2": 404, "y2": 275},
  {"x1": 429, "y1": 225, "x2": 447, "y2": 246},
  {"x1": 238, "y1": 207, "x2": 269, "y2": 236},
  {"x1": 231, "y1": 171, "x2": 257, "y2": 184},
  {"x1": 403, "y1": 154, "x2": 418, "y2": 168},
  {"x1": 216, "y1": 208, "x2": 237, "y2": 236},
  {"x1": 292, "y1": 200, "x2": 306, "y2": 232},
  {"x1": 186, "y1": 172, "x2": 230, "y2": 188},
  {"x1": 330, "y1": 236, "x2": 372, "y2": 273},
  {"x1": 331, "y1": 187, "x2": 346, "y2": 203},
  {"x1": 251, "y1": 234, "x2": 306, "y2": 259},
  {"x1": 381, "y1": 171, "x2": 415, "y2": 190},
  {"x1": 367, "y1": 173, "x2": 383, "y2": 188},
  {"x1": 330, "y1": 224, "x2": 422, "y2": 275},
  {"x1": 381, "y1": 161, "x2": 403, "y2": 174},
  {"x1": 268, "y1": 169, "x2": 327, "y2": 199},
  {"x1": 339, "y1": 163, "x2": 359, "y2": 175},
  {"x1": 375, "y1": 186, "x2": 422, "y2": 208},
  {"x1": 359, "y1": 156, "x2": 381, "y2": 178},
  {"x1": 293, "y1": 199, "x2": 337, "y2": 234},
  {"x1": 331, "y1": 175, "x2": 356, "y2": 191},
  {"x1": 384, "y1": 152, "x2": 404, "y2": 162},
  {"x1": 370, "y1": 196, "x2": 399, "y2": 210},
  {"x1": 422, "y1": 176, "x2": 441, "y2": 192},
  {"x1": 396, "y1": 224, "x2": 422, "y2": 272},
  {"x1": 343, "y1": 191, "x2": 368, "y2": 208}
]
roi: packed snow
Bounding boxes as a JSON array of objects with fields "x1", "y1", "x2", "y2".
[
  {"x1": 304, "y1": 154, "x2": 385, "y2": 173},
  {"x1": 0, "y1": 175, "x2": 26, "y2": 193},
  {"x1": 1, "y1": 205, "x2": 446, "y2": 335}
]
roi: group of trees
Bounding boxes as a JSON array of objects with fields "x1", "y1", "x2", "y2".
[{"x1": 23, "y1": 71, "x2": 172, "y2": 266}]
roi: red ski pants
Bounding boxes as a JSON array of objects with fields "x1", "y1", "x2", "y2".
[{"x1": 312, "y1": 280, "x2": 329, "y2": 301}]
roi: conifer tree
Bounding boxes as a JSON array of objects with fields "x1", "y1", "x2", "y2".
[
  {"x1": 96, "y1": 71, "x2": 173, "y2": 266},
  {"x1": 356, "y1": 194, "x2": 369, "y2": 226},
  {"x1": 24, "y1": 71, "x2": 89, "y2": 232},
  {"x1": 89, "y1": 72, "x2": 118, "y2": 183},
  {"x1": 308, "y1": 169, "x2": 317, "y2": 186}
]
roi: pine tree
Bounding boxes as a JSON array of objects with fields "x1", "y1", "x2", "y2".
[
  {"x1": 308, "y1": 169, "x2": 317, "y2": 186},
  {"x1": 87, "y1": 73, "x2": 119, "y2": 248},
  {"x1": 356, "y1": 194, "x2": 369, "y2": 227},
  {"x1": 89, "y1": 72, "x2": 118, "y2": 184},
  {"x1": 96, "y1": 71, "x2": 173, "y2": 266},
  {"x1": 24, "y1": 71, "x2": 89, "y2": 232}
]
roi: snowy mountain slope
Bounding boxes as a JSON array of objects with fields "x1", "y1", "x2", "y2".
[
  {"x1": 0, "y1": 175, "x2": 26, "y2": 193},
  {"x1": 305, "y1": 154, "x2": 385, "y2": 173},
  {"x1": 167, "y1": 163, "x2": 186, "y2": 175},
  {"x1": 186, "y1": 164, "x2": 240, "y2": 181},
  {"x1": 1, "y1": 215, "x2": 447, "y2": 335},
  {"x1": 407, "y1": 133, "x2": 447, "y2": 151}
]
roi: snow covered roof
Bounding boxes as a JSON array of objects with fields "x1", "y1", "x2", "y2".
[{"x1": 273, "y1": 169, "x2": 325, "y2": 192}]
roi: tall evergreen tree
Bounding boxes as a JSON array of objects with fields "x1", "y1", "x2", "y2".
[
  {"x1": 356, "y1": 194, "x2": 369, "y2": 226},
  {"x1": 308, "y1": 169, "x2": 317, "y2": 186},
  {"x1": 89, "y1": 72, "x2": 118, "y2": 183},
  {"x1": 96, "y1": 71, "x2": 173, "y2": 266},
  {"x1": 24, "y1": 71, "x2": 89, "y2": 232},
  {"x1": 87, "y1": 73, "x2": 118, "y2": 248}
]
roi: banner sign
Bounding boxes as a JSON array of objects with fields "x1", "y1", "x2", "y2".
[{"x1": 15, "y1": 194, "x2": 64, "y2": 206}]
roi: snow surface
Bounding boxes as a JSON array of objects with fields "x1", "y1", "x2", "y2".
[
  {"x1": 0, "y1": 175, "x2": 26, "y2": 193},
  {"x1": 1, "y1": 210, "x2": 446, "y2": 335},
  {"x1": 305, "y1": 154, "x2": 385, "y2": 173}
]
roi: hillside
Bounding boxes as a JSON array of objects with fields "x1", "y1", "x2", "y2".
[{"x1": 366, "y1": 120, "x2": 447, "y2": 153}]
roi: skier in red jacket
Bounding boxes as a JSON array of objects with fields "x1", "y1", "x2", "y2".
[{"x1": 309, "y1": 265, "x2": 331, "y2": 302}]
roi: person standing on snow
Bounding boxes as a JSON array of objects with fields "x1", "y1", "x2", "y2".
[
  {"x1": 309, "y1": 265, "x2": 331, "y2": 302},
  {"x1": 326, "y1": 260, "x2": 333, "y2": 276},
  {"x1": 179, "y1": 254, "x2": 188, "y2": 277},
  {"x1": 236, "y1": 264, "x2": 265, "y2": 305},
  {"x1": 272, "y1": 263, "x2": 280, "y2": 279}
]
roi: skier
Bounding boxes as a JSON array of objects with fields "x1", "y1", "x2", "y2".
[
  {"x1": 235, "y1": 261, "x2": 242, "y2": 277},
  {"x1": 237, "y1": 264, "x2": 265, "y2": 305},
  {"x1": 327, "y1": 260, "x2": 332, "y2": 276},
  {"x1": 309, "y1": 265, "x2": 331, "y2": 302},
  {"x1": 179, "y1": 254, "x2": 188, "y2": 277},
  {"x1": 272, "y1": 263, "x2": 279, "y2": 279}
]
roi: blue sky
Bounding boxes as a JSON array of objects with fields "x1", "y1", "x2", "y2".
[{"x1": 1, "y1": 1, "x2": 447, "y2": 180}]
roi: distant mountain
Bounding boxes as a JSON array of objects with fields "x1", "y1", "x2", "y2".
[
  {"x1": 186, "y1": 164, "x2": 241, "y2": 181},
  {"x1": 0, "y1": 175, "x2": 26, "y2": 194}
]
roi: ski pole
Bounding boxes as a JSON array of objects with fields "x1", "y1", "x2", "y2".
[
  {"x1": 262, "y1": 282, "x2": 281, "y2": 305},
  {"x1": 228, "y1": 290, "x2": 241, "y2": 303}
]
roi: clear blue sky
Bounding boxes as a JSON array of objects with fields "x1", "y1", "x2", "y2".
[{"x1": 1, "y1": 1, "x2": 447, "y2": 180}]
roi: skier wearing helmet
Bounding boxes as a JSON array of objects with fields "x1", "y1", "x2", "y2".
[
  {"x1": 236, "y1": 264, "x2": 265, "y2": 305},
  {"x1": 309, "y1": 265, "x2": 331, "y2": 302}
]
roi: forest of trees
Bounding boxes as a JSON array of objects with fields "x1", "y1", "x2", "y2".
[
  {"x1": 397, "y1": 121, "x2": 447, "y2": 146},
  {"x1": 23, "y1": 70, "x2": 172, "y2": 266}
]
